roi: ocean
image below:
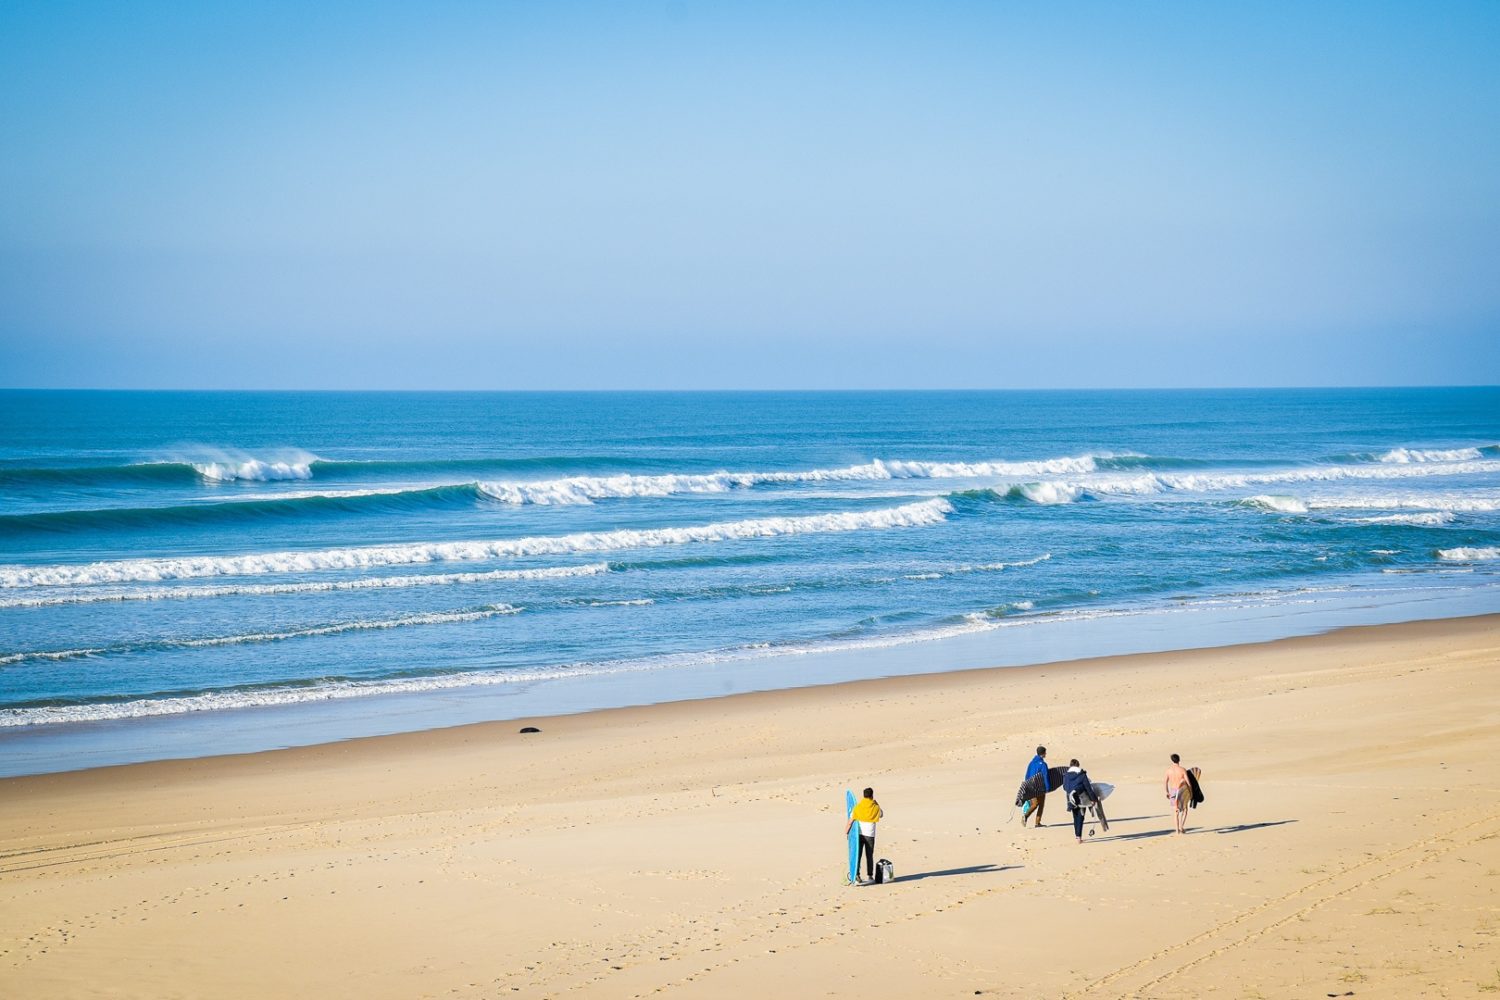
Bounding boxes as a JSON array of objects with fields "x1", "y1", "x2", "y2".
[{"x1": 2, "y1": 388, "x2": 1498, "y2": 774}]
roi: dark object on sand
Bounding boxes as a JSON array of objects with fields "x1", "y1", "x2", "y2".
[{"x1": 519, "y1": 726, "x2": 541, "y2": 734}]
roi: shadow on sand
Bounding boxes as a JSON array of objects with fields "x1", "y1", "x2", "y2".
[
  {"x1": 1030, "y1": 814, "x2": 1168, "y2": 829},
  {"x1": 1209, "y1": 819, "x2": 1298, "y2": 835},
  {"x1": 1093, "y1": 818, "x2": 1298, "y2": 844},
  {"x1": 895, "y1": 864, "x2": 1018, "y2": 883}
]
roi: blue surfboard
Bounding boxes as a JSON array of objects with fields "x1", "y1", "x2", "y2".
[{"x1": 845, "y1": 789, "x2": 858, "y2": 884}]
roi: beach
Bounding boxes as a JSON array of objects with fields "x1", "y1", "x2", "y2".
[{"x1": 3, "y1": 614, "x2": 1497, "y2": 998}]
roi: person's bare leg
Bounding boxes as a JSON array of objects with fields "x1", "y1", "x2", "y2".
[{"x1": 1174, "y1": 787, "x2": 1188, "y2": 833}]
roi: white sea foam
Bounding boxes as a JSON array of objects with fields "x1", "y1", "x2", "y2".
[
  {"x1": 214, "y1": 485, "x2": 426, "y2": 502},
  {"x1": 1376, "y1": 447, "x2": 1484, "y2": 464},
  {"x1": 998, "y1": 459, "x2": 1500, "y2": 508},
  {"x1": 1350, "y1": 512, "x2": 1455, "y2": 527},
  {"x1": 1015, "y1": 482, "x2": 1085, "y2": 505},
  {"x1": 973, "y1": 600, "x2": 1037, "y2": 616},
  {"x1": 1304, "y1": 495, "x2": 1500, "y2": 513},
  {"x1": 0, "y1": 663, "x2": 602, "y2": 727},
  {"x1": 966, "y1": 554, "x2": 1052, "y2": 571},
  {"x1": 879, "y1": 456, "x2": 1102, "y2": 478},
  {"x1": 162, "y1": 447, "x2": 323, "y2": 482},
  {"x1": 474, "y1": 456, "x2": 1104, "y2": 505},
  {"x1": 0, "y1": 499, "x2": 952, "y2": 588},
  {"x1": 900, "y1": 553, "x2": 1052, "y2": 581},
  {"x1": 0, "y1": 605, "x2": 520, "y2": 666},
  {"x1": 1437, "y1": 547, "x2": 1500, "y2": 562},
  {"x1": 0, "y1": 563, "x2": 610, "y2": 609},
  {"x1": 1157, "y1": 460, "x2": 1500, "y2": 491},
  {"x1": 1243, "y1": 495, "x2": 1309, "y2": 514},
  {"x1": 194, "y1": 459, "x2": 314, "y2": 482}
]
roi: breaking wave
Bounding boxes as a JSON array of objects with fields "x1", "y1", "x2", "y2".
[
  {"x1": 1372, "y1": 446, "x2": 1497, "y2": 464},
  {"x1": 0, "y1": 499, "x2": 953, "y2": 588},
  {"x1": 1242, "y1": 495, "x2": 1309, "y2": 514},
  {"x1": 474, "y1": 456, "x2": 1108, "y2": 505},
  {"x1": 1437, "y1": 547, "x2": 1500, "y2": 562}
]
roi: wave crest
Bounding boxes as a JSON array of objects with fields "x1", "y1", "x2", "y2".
[
  {"x1": 1437, "y1": 546, "x2": 1500, "y2": 562},
  {"x1": 475, "y1": 456, "x2": 1106, "y2": 505},
  {"x1": 0, "y1": 500, "x2": 952, "y2": 588},
  {"x1": 1242, "y1": 495, "x2": 1309, "y2": 514},
  {"x1": 1374, "y1": 446, "x2": 1489, "y2": 464},
  {"x1": 0, "y1": 563, "x2": 610, "y2": 609}
]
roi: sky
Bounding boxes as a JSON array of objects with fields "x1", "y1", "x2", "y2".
[{"x1": 2, "y1": 1, "x2": 1498, "y2": 389}]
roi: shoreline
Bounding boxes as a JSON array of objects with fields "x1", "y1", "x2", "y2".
[
  {"x1": 4, "y1": 614, "x2": 1500, "y2": 997},
  {"x1": 5, "y1": 577, "x2": 1497, "y2": 778},
  {"x1": 2, "y1": 611, "x2": 1493, "y2": 790}
]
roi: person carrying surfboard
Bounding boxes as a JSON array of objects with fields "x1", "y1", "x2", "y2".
[
  {"x1": 845, "y1": 788, "x2": 883, "y2": 884},
  {"x1": 1062, "y1": 759, "x2": 1099, "y2": 844},
  {"x1": 1165, "y1": 753, "x2": 1192, "y2": 834},
  {"x1": 1022, "y1": 746, "x2": 1050, "y2": 828}
]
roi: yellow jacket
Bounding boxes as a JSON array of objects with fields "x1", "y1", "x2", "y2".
[{"x1": 851, "y1": 798, "x2": 883, "y2": 824}]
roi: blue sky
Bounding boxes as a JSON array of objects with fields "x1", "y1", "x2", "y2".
[{"x1": 2, "y1": 2, "x2": 1497, "y2": 389}]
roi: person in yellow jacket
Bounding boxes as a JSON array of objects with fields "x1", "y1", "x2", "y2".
[{"x1": 844, "y1": 787, "x2": 884, "y2": 884}]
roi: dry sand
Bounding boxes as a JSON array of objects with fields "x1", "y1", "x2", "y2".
[{"x1": 2, "y1": 615, "x2": 1498, "y2": 998}]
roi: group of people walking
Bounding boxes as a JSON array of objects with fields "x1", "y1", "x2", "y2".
[
  {"x1": 845, "y1": 746, "x2": 1202, "y2": 884},
  {"x1": 1020, "y1": 745, "x2": 1201, "y2": 841}
]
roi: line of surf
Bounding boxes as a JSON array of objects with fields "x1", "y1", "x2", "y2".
[
  {"x1": 0, "y1": 611, "x2": 1005, "y2": 726},
  {"x1": 0, "y1": 604, "x2": 521, "y2": 667},
  {"x1": 473, "y1": 456, "x2": 1112, "y2": 504},
  {"x1": 0, "y1": 499, "x2": 953, "y2": 588},
  {"x1": 969, "y1": 458, "x2": 1500, "y2": 506},
  {"x1": 0, "y1": 563, "x2": 611, "y2": 609},
  {"x1": 3, "y1": 441, "x2": 1492, "y2": 492},
  {"x1": 2, "y1": 570, "x2": 1440, "y2": 729},
  {"x1": 1342, "y1": 445, "x2": 1500, "y2": 464}
]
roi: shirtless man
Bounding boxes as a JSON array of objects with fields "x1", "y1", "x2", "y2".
[{"x1": 1165, "y1": 753, "x2": 1192, "y2": 834}]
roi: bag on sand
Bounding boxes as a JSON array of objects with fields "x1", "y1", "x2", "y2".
[{"x1": 875, "y1": 859, "x2": 894, "y2": 885}]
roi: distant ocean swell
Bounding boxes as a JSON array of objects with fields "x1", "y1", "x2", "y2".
[
  {"x1": 0, "y1": 452, "x2": 648, "y2": 488},
  {"x1": 3, "y1": 443, "x2": 1492, "y2": 491},
  {"x1": 7, "y1": 453, "x2": 1500, "y2": 537}
]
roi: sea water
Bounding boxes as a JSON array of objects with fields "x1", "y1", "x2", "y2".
[{"x1": 2, "y1": 389, "x2": 1497, "y2": 774}]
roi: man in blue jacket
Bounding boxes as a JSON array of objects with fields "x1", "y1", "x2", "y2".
[{"x1": 1022, "y1": 746, "x2": 1049, "y2": 828}]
